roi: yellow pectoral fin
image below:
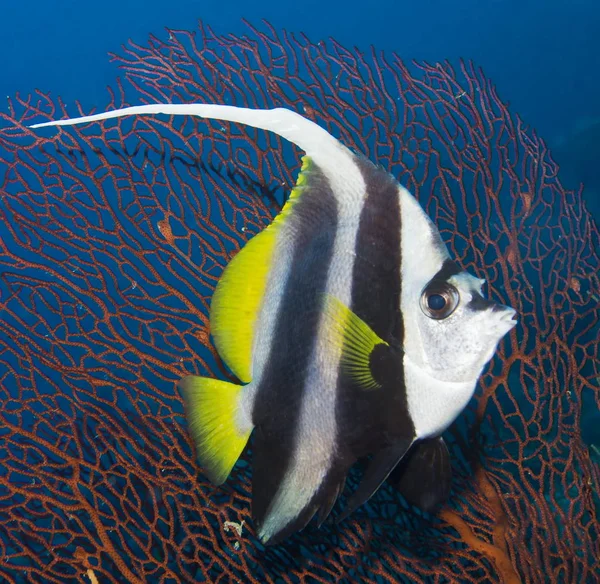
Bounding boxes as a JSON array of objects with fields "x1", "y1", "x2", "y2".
[
  {"x1": 178, "y1": 375, "x2": 252, "y2": 485},
  {"x1": 323, "y1": 294, "x2": 388, "y2": 390}
]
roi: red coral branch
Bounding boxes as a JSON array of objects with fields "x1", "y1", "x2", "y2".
[{"x1": 0, "y1": 20, "x2": 598, "y2": 583}]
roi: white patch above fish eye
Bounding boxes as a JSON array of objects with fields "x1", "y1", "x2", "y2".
[{"x1": 419, "y1": 281, "x2": 460, "y2": 320}]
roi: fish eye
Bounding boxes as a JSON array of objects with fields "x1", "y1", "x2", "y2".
[{"x1": 420, "y1": 282, "x2": 460, "y2": 320}]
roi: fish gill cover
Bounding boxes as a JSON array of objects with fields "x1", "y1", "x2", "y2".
[{"x1": 0, "y1": 20, "x2": 598, "y2": 584}]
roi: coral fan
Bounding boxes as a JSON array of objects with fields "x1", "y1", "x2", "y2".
[{"x1": 0, "y1": 21, "x2": 598, "y2": 583}]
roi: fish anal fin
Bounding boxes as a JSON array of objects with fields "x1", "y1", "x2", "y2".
[
  {"x1": 178, "y1": 375, "x2": 252, "y2": 485},
  {"x1": 256, "y1": 472, "x2": 347, "y2": 545},
  {"x1": 252, "y1": 424, "x2": 350, "y2": 544},
  {"x1": 389, "y1": 436, "x2": 451, "y2": 512},
  {"x1": 323, "y1": 294, "x2": 388, "y2": 390},
  {"x1": 258, "y1": 504, "x2": 320, "y2": 546},
  {"x1": 338, "y1": 438, "x2": 413, "y2": 524}
]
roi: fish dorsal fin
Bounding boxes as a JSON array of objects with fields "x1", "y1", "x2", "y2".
[
  {"x1": 210, "y1": 156, "x2": 312, "y2": 382},
  {"x1": 323, "y1": 294, "x2": 388, "y2": 390},
  {"x1": 210, "y1": 230, "x2": 273, "y2": 383},
  {"x1": 31, "y1": 105, "x2": 366, "y2": 379},
  {"x1": 29, "y1": 103, "x2": 354, "y2": 186}
]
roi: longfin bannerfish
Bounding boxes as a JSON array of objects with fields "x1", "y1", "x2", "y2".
[{"x1": 32, "y1": 104, "x2": 517, "y2": 544}]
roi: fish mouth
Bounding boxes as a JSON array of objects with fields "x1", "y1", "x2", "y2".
[{"x1": 494, "y1": 304, "x2": 518, "y2": 328}]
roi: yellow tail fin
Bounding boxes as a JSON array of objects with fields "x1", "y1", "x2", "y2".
[{"x1": 178, "y1": 375, "x2": 252, "y2": 485}]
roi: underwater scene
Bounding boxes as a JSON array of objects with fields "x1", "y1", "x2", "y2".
[{"x1": 0, "y1": 2, "x2": 599, "y2": 583}]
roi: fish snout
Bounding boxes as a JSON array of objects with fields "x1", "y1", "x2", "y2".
[{"x1": 491, "y1": 303, "x2": 518, "y2": 331}]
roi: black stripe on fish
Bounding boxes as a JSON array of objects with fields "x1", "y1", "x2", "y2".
[
  {"x1": 340, "y1": 157, "x2": 412, "y2": 456},
  {"x1": 351, "y1": 157, "x2": 404, "y2": 343},
  {"x1": 250, "y1": 161, "x2": 338, "y2": 536},
  {"x1": 429, "y1": 258, "x2": 463, "y2": 283},
  {"x1": 468, "y1": 291, "x2": 497, "y2": 312}
]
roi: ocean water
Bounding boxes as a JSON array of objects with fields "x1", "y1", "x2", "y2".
[
  {"x1": 3, "y1": 1, "x2": 599, "y2": 216},
  {"x1": 0, "y1": 1, "x2": 599, "y2": 582}
]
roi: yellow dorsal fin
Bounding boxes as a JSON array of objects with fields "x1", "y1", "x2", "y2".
[
  {"x1": 210, "y1": 157, "x2": 313, "y2": 382},
  {"x1": 323, "y1": 294, "x2": 388, "y2": 390},
  {"x1": 178, "y1": 375, "x2": 252, "y2": 485},
  {"x1": 210, "y1": 231, "x2": 276, "y2": 383}
]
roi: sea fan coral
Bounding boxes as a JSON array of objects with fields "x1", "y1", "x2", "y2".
[{"x1": 0, "y1": 21, "x2": 598, "y2": 583}]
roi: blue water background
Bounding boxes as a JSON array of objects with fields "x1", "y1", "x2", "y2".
[
  {"x1": 3, "y1": 0, "x2": 599, "y2": 480},
  {"x1": 0, "y1": 2, "x2": 599, "y2": 579},
  {"x1": 3, "y1": 0, "x2": 600, "y2": 490},
  {"x1": 2, "y1": 1, "x2": 599, "y2": 157}
]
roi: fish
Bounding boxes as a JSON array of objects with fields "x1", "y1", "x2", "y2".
[{"x1": 31, "y1": 104, "x2": 517, "y2": 544}]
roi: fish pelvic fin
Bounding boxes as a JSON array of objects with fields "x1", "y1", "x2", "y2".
[
  {"x1": 389, "y1": 436, "x2": 451, "y2": 512},
  {"x1": 337, "y1": 438, "x2": 413, "y2": 524},
  {"x1": 323, "y1": 294, "x2": 388, "y2": 390},
  {"x1": 178, "y1": 375, "x2": 252, "y2": 485}
]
